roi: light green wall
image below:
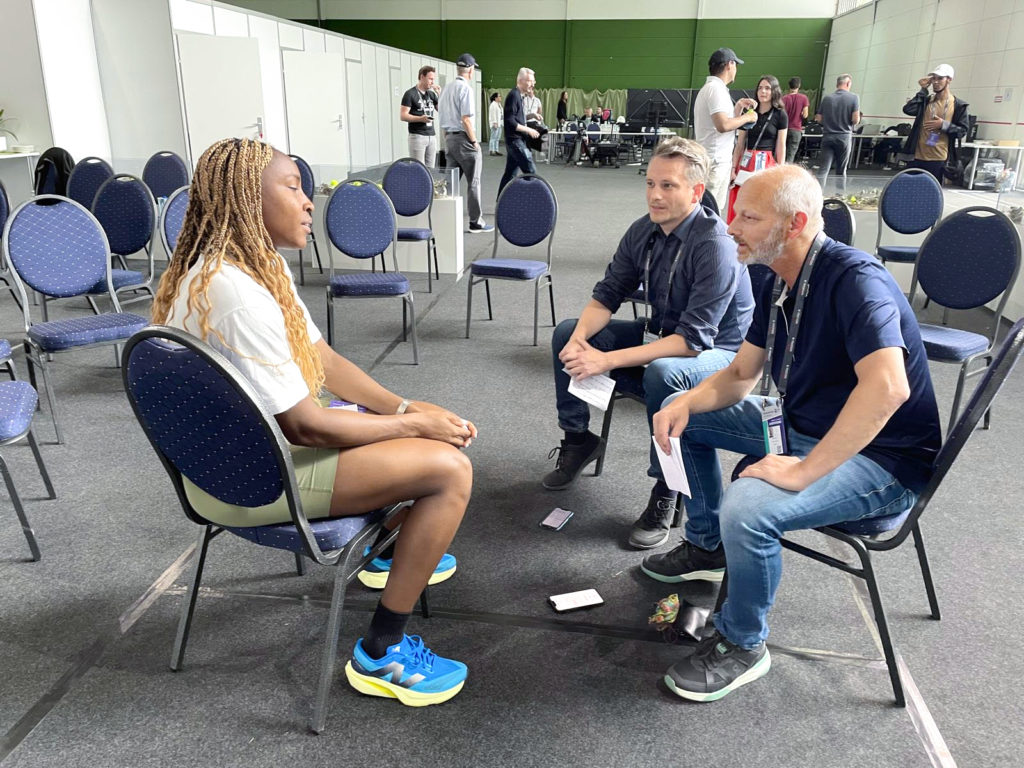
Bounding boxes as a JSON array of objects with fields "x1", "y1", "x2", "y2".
[{"x1": 309, "y1": 18, "x2": 831, "y2": 93}]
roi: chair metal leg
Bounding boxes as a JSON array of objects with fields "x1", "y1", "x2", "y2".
[
  {"x1": 419, "y1": 586, "x2": 431, "y2": 618},
  {"x1": 294, "y1": 552, "x2": 307, "y2": 576},
  {"x1": 0, "y1": 453, "x2": 41, "y2": 561},
  {"x1": 533, "y1": 280, "x2": 541, "y2": 346},
  {"x1": 29, "y1": 350, "x2": 62, "y2": 445},
  {"x1": 406, "y1": 295, "x2": 419, "y2": 365},
  {"x1": 595, "y1": 395, "x2": 617, "y2": 476},
  {"x1": 854, "y1": 541, "x2": 905, "y2": 706},
  {"x1": 484, "y1": 280, "x2": 493, "y2": 320},
  {"x1": 326, "y1": 294, "x2": 334, "y2": 347},
  {"x1": 911, "y1": 523, "x2": 941, "y2": 620},
  {"x1": 311, "y1": 234, "x2": 324, "y2": 274},
  {"x1": 310, "y1": 567, "x2": 349, "y2": 734},
  {"x1": 402, "y1": 300, "x2": 408, "y2": 342},
  {"x1": 25, "y1": 430, "x2": 56, "y2": 499},
  {"x1": 426, "y1": 241, "x2": 432, "y2": 293},
  {"x1": 171, "y1": 525, "x2": 215, "y2": 672},
  {"x1": 431, "y1": 238, "x2": 439, "y2": 281},
  {"x1": 298, "y1": 246, "x2": 305, "y2": 286},
  {"x1": 547, "y1": 278, "x2": 556, "y2": 326},
  {"x1": 86, "y1": 295, "x2": 102, "y2": 316},
  {"x1": 671, "y1": 495, "x2": 683, "y2": 528},
  {"x1": 948, "y1": 360, "x2": 970, "y2": 434},
  {"x1": 465, "y1": 275, "x2": 474, "y2": 339},
  {"x1": 713, "y1": 570, "x2": 729, "y2": 614}
]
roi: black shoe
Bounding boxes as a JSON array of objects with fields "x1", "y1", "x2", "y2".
[
  {"x1": 628, "y1": 487, "x2": 678, "y2": 549},
  {"x1": 495, "y1": 151, "x2": 503, "y2": 156},
  {"x1": 542, "y1": 432, "x2": 605, "y2": 490},
  {"x1": 640, "y1": 539, "x2": 726, "y2": 583},
  {"x1": 664, "y1": 629, "x2": 770, "y2": 702},
  {"x1": 468, "y1": 222, "x2": 494, "y2": 234}
]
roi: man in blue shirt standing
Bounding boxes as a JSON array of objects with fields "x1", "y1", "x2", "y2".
[
  {"x1": 498, "y1": 67, "x2": 541, "y2": 197},
  {"x1": 543, "y1": 136, "x2": 754, "y2": 549},
  {"x1": 644, "y1": 165, "x2": 941, "y2": 702}
]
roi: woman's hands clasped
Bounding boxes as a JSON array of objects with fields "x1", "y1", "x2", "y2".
[{"x1": 406, "y1": 401, "x2": 477, "y2": 448}]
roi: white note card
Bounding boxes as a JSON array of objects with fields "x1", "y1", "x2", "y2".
[
  {"x1": 567, "y1": 371, "x2": 615, "y2": 410},
  {"x1": 652, "y1": 436, "x2": 690, "y2": 497}
]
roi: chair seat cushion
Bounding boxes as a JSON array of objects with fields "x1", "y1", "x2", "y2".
[
  {"x1": 470, "y1": 258, "x2": 548, "y2": 280},
  {"x1": 397, "y1": 227, "x2": 432, "y2": 241},
  {"x1": 225, "y1": 509, "x2": 386, "y2": 552},
  {"x1": 0, "y1": 339, "x2": 11, "y2": 361},
  {"x1": 329, "y1": 272, "x2": 410, "y2": 297},
  {"x1": 27, "y1": 312, "x2": 148, "y2": 352},
  {"x1": 919, "y1": 323, "x2": 989, "y2": 362},
  {"x1": 89, "y1": 269, "x2": 145, "y2": 294},
  {"x1": 877, "y1": 245, "x2": 918, "y2": 263},
  {"x1": 0, "y1": 380, "x2": 39, "y2": 441}
]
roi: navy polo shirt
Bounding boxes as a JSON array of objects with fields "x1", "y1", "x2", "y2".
[{"x1": 746, "y1": 237, "x2": 941, "y2": 492}]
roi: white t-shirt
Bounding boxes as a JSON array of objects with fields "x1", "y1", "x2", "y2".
[
  {"x1": 693, "y1": 75, "x2": 737, "y2": 164},
  {"x1": 164, "y1": 254, "x2": 322, "y2": 415},
  {"x1": 489, "y1": 100, "x2": 502, "y2": 128}
]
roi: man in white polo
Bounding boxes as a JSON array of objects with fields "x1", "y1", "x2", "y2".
[{"x1": 693, "y1": 47, "x2": 757, "y2": 212}]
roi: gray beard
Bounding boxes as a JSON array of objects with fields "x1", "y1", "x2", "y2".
[{"x1": 741, "y1": 222, "x2": 788, "y2": 266}]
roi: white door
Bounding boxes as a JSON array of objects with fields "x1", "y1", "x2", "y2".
[
  {"x1": 282, "y1": 51, "x2": 348, "y2": 169},
  {"x1": 389, "y1": 67, "x2": 407, "y2": 161},
  {"x1": 176, "y1": 33, "x2": 265, "y2": 166},
  {"x1": 345, "y1": 59, "x2": 366, "y2": 172}
]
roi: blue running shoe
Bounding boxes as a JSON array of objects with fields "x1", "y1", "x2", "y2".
[
  {"x1": 357, "y1": 548, "x2": 456, "y2": 589},
  {"x1": 345, "y1": 635, "x2": 467, "y2": 706}
]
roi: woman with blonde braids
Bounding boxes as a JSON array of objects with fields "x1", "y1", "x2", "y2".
[{"x1": 155, "y1": 138, "x2": 475, "y2": 707}]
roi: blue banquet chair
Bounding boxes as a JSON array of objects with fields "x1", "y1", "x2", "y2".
[
  {"x1": 288, "y1": 154, "x2": 324, "y2": 285},
  {"x1": 874, "y1": 168, "x2": 943, "y2": 266},
  {"x1": 142, "y1": 150, "x2": 189, "y2": 201},
  {"x1": 90, "y1": 174, "x2": 157, "y2": 308},
  {"x1": 383, "y1": 157, "x2": 440, "y2": 293},
  {"x1": 66, "y1": 156, "x2": 115, "y2": 210},
  {"x1": 158, "y1": 186, "x2": 189, "y2": 257}
]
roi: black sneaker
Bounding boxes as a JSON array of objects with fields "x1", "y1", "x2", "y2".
[
  {"x1": 640, "y1": 539, "x2": 726, "y2": 583},
  {"x1": 468, "y1": 222, "x2": 494, "y2": 233},
  {"x1": 664, "y1": 629, "x2": 770, "y2": 702},
  {"x1": 628, "y1": 487, "x2": 678, "y2": 549},
  {"x1": 542, "y1": 432, "x2": 605, "y2": 490}
]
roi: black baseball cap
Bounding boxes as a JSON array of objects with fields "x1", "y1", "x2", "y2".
[
  {"x1": 709, "y1": 48, "x2": 744, "y2": 67},
  {"x1": 456, "y1": 53, "x2": 477, "y2": 68}
]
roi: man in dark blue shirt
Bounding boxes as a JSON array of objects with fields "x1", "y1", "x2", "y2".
[
  {"x1": 498, "y1": 67, "x2": 541, "y2": 197},
  {"x1": 544, "y1": 136, "x2": 754, "y2": 549},
  {"x1": 643, "y1": 165, "x2": 941, "y2": 702}
]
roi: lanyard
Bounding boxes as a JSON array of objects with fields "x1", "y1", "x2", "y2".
[
  {"x1": 642, "y1": 231, "x2": 684, "y2": 339},
  {"x1": 759, "y1": 231, "x2": 826, "y2": 399}
]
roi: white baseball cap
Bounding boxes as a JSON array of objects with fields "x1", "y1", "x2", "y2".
[{"x1": 929, "y1": 64, "x2": 955, "y2": 79}]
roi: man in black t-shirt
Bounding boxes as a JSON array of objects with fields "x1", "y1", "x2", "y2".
[{"x1": 400, "y1": 66, "x2": 440, "y2": 168}]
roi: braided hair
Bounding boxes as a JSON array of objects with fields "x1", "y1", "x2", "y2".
[{"x1": 151, "y1": 138, "x2": 325, "y2": 399}]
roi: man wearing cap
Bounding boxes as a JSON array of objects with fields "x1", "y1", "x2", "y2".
[
  {"x1": 693, "y1": 48, "x2": 758, "y2": 213},
  {"x1": 901, "y1": 64, "x2": 970, "y2": 185},
  {"x1": 813, "y1": 74, "x2": 860, "y2": 193},
  {"x1": 438, "y1": 53, "x2": 493, "y2": 233}
]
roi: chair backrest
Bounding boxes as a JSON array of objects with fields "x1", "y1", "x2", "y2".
[
  {"x1": 288, "y1": 154, "x2": 316, "y2": 200},
  {"x1": 33, "y1": 147, "x2": 75, "y2": 195},
  {"x1": 323, "y1": 179, "x2": 396, "y2": 261},
  {"x1": 587, "y1": 122, "x2": 600, "y2": 142},
  {"x1": 822, "y1": 197, "x2": 856, "y2": 246},
  {"x1": 92, "y1": 174, "x2": 156, "y2": 257},
  {"x1": 880, "y1": 317, "x2": 1024, "y2": 551},
  {"x1": 494, "y1": 174, "x2": 558, "y2": 262},
  {"x1": 160, "y1": 186, "x2": 190, "y2": 256},
  {"x1": 67, "y1": 156, "x2": 115, "y2": 210},
  {"x1": 877, "y1": 168, "x2": 943, "y2": 236},
  {"x1": 382, "y1": 158, "x2": 433, "y2": 218},
  {"x1": 2, "y1": 196, "x2": 116, "y2": 303},
  {"x1": 910, "y1": 206, "x2": 1021, "y2": 313},
  {"x1": 0, "y1": 180, "x2": 9, "y2": 244},
  {"x1": 121, "y1": 326, "x2": 296, "y2": 522},
  {"x1": 142, "y1": 151, "x2": 189, "y2": 200},
  {"x1": 700, "y1": 188, "x2": 719, "y2": 216}
]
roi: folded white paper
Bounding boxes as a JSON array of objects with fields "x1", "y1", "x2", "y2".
[
  {"x1": 567, "y1": 371, "x2": 616, "y2": 410},
  {"x1": 652, "y1": 436, "x2": 690, "y2": 496}
]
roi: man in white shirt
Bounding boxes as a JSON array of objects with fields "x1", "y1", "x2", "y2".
[
  {"x1": 693, "y1": 47, "x2": 758, "y2": 212},
  {"x1": 522, "y1": 82, "x2": 546, "y2": 164}
]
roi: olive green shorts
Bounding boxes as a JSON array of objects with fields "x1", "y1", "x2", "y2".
[{"x1": 181, "y1": 444, "x2": 340, "y2": 527}]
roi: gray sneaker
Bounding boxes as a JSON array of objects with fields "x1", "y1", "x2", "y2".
[
  {"x1": 542, "y1": 432, "x2": 605, "y2": 490},
  {"x1": 628, "y1": 487, "x2": 678, "y2": 549},
  {"x1": 664, "y1": 629, "x2": 771, "y2": 702}
]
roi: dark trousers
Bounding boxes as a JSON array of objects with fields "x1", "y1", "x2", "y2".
[
  {"x1": 816, "y1": 135, "x2": 851, "y2": 193},
  {"x1": 498, "y1": 135, "x2": 536, "y2": 197},
  {"x1": 907, "y1": 159, "x2": 944, "y2": 185}
]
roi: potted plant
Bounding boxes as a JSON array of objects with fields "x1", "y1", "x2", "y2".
[{"x1": 0, "y1": 109, "x2": 18, "y2": 152}]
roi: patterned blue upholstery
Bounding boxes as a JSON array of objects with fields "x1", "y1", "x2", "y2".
[
  {"x1": 496, "y1": 175, "x2": 557, "y2": 247},
  {"x1": 330, "y1": 272, "x2": 410, "y2": 296},
  {"x1": 27, "y1": 313, "x2": 147, "y2": 352},
  {"x1": 0, "y1": 381, "x2": 38, "y2": 442},
  {"x1": 142, "y1": 151, "x2": 189, "y2": 200},
  {"x1": 470, "y1": 258, "x2": 548, "y2": 279},
  {"x1": 383, "y1": 159, "x2": 432, "y2": 217},
  {"x1": 918, "y1": 325, "x2": 989, "y2": 362},
  {"x1": 876, "y1": 245, "x2": 918, "y2": 263},
  {"x1": 125, "y1": 335, "x2": 286, "y2": 507},
  {"x1": 92, "y1": 175, "x2": 155, "y2": 256},
  {"x1": 879, "y1": 169, "x2": 943, "y2": 234},
  {"x1": 289, "y1": 154, "x2": 316, "y2": 199},
  {"x1": 587, "y1": 122, "x2": 600, "y2": 144},
  {"x1": 397, "y1": 227, "x2": 432, "y2": 241},
  {"x1": 0, "y1": 180, "x2": 9, "y2": 238},
  {"x1": 67, "y1": 157, "x2": 114, "y2": 210},
  {"x1": 226, "y1": 511, "x2": 385, "y2": 552},
  {"x1": 0, "y1": 339, "x2": 11, "y2": 361},
  {"x1": 917, "y1": 208, "x2": 1019, "y2": 310},
  {"x1": 90, "y1": 268, "x2": 144, "y2": 294},
  {"x1": 5, "y1": 198, "x2": 110, "y2": 297},
  {"x1": 822, "y1": 198, "x2": 855, "y2": 246},
  {"x1": 161, "y1": 187, "x2": 189, "y2": 254},
  {"x1": 325, "y1": 181, "x2": 396, "y2": 258}
]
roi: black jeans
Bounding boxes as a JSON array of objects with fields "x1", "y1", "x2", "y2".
[
  {"x1": 907, "y1": 159, "x2": 944, "y2": 185},
  {"x1": 498, "y1": 135, "x2": 537, "y2": 198}
]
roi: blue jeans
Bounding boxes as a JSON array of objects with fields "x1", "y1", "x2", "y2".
[
  {"x1": 816, "y1": 135, "x2": 851, "y2": 193},
  {"x1": 552, "y1": 318, "x2": 735, "y2": 479},
  {"x1": 489, "y1": 125, "x2": 502, "y2": 154},
  {"x1": 666, "y1": 394, "x2": 917, "y2": 648},
  {"x1": 498, "y1": 135, "x2": 536, "y2": 197}
]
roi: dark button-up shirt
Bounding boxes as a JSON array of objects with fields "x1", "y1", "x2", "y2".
[
  {"x1": 592, "y1": 205, "x2": 754, "y2": 352},
  {"x1": 504, "y1": 88, "x2": 527, "y2": 140}
]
